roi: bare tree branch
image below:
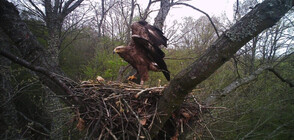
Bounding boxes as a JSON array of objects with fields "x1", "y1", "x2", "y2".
[
  {"x1": 28, "y1": 0, "x2": 46, "y2": 18},
  {"x1": 62, "y1": 0, "x2": 84, "y2": 18},
  {"x1": 205, "y1": 64, "x2": 272, "y2": 105},
  {"x1": 0, "y1": 0, "x2": 83, "y2": 105},
  {"x1": 204, "y1": 52, "x2": 294, "y2": 107},
  {"x1": 173, "y1": 2, "x2": 220, "y2": 37},
  {"x1": 17, "y1": 111, "x2": 50, "y2": 134},
  {"x1": 150, "y1": 0, "x2": 294, "y2": 138},
  {"x1": 0, "y1": 48, "x2": 81, "y2": 104},
  {"x1": 164, "y1": 57, "x2": 196, "y2": 60},
  {"x1": 235, "y1": 0, "x2": 240, "y2": 19},
  {"x1": 268, "y1": 68, "x2": 294, "y2": 87},
  {"x1": 140, "y1": 0, "x2": 161, "y2": 20},
  {"x1": 153, "y1": 0, "x2": 171, "y2": 29}
]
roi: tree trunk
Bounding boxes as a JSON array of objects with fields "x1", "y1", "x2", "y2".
[
  {"x1": 0, "y1": 0, "x2": 83, "y2": 106},
  {"x1": 126, "y1": 0, "x2": 135, "y2": 43},
  {"x1": 150, "y1": 0, "x2": 294, "y2": 138},
  {"x1": 47, "y1": 29, "x2": 61, "y2": 67},
  {"x1": 30, "y1": 0, "x2": 84, "y2": 67},
  {"x1": 153, "y1": 0, "x2": 171, "y2": 30},
  {"x1": 0, "y1": 54, "x2": 21, "y2": 139},
  {"x1": 44, "y1": 0, "x2": 63, "y2": 67}
]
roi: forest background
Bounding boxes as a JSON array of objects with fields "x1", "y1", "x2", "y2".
[{"x1": 0, "y1": 0, "x2": 293, "y2": 139}]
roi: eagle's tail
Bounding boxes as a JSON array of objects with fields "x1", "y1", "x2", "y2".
[{"x1": 162, "y1": 70, "x2": 170, "y2": 81}]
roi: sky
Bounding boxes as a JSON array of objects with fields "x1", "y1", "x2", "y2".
[{"x1": 137, "y1": 0, "x2": 236, "y2": 25}]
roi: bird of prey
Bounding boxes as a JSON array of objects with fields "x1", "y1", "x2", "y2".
[{"x1": 113, "y1": 21, "x2": 170, "y2": 85}]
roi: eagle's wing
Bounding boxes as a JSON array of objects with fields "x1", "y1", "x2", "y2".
[
  {"x1": 144, "y1": 22, "x2": 168, "y2": 47},
  {"x1": 132, "y1": 35, "x2": 170, "y2": 81},
  {"x1": 131, "y1": 21, "x2": 170, "y2": 81},
  {"x1": 131, "y1": 21, "x2": 168, "y2": 58}
]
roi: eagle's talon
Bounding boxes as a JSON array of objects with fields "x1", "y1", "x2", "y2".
[{"x1": 127, "y1": 75, "x2": 137, "y2": 81}]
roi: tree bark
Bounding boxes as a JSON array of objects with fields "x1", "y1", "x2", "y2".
[
  {"x1": 28, "y1": 0, "x2": 84, "y2": 67},
  {"x1": 150, "y1": 0, "x2": 294, "y2": 138},
  {"x1": 0, "y1": 50, "x2": 21, "y2": 139},
  {"x1": 126, "y1": 0, "x2": 135, "y2": 43},
  {"x1": 0, "y1": 27, "x2": 71, "y2": 139},
  {"x1": 0, "y1": 0, "x2": 82, "y2": 106},
  {"x1": 153, "y1": 0, "x2": 171, "y2": 30}
]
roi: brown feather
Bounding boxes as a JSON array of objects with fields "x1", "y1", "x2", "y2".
[{"x1": 114, "y1": 21, "x2": 170, "y2": 83}]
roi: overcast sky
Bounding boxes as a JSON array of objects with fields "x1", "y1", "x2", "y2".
[{"x1": 137, "y1": 0, "x2": 236, "y2": 25}]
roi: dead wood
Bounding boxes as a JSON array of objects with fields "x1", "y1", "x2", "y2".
[{"x1": 69, "y1": 80, "x2": 203, "y2": 139}]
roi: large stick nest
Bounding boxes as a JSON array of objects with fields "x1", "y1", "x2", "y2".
[{"x1": 71, "y1": 79, "x2": 202, "y2": 139}]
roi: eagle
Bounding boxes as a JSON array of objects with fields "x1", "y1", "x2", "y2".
[{"x1": 113, "y1": 21, "x2": 170, "y2": 85}]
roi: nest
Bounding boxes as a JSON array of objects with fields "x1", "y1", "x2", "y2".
[{"x1": 71, "y1": 79, "x2": 202, "y2": 139}]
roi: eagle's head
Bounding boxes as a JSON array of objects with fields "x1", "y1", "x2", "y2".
[{"x1": 113, "y1": 46, "x2": 127, "y2": 54}]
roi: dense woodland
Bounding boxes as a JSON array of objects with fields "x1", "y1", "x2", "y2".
[{"x1": 0, "y1": 0, "x2": 293, "y2": 139}]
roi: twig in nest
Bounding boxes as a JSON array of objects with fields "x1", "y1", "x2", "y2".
[
  {"x1": 105, "y1": 127, "x2": 118, "y2": 140},
  {"x1": 137, "y1": 123, "x2": 142, "y2": 140},
  {"x1": 192, "y1": 95, "x2": 203, "y2": 113},
  {"x1": 103, "y1": 93, "x2": 131, "y2": 101},
  {"x1": 122, "y1": 99, "x2": 151, "y2": 139},
  {"x1": 71, "y1": 80, "x2": 204, "y2": 139},
  {"x1": 102, "y1": 99, "x2": 110, "y2": 117},
  {"x1": 135, "y1": 87, "x2": 164, "y2": 98},
  {"x1": 97, "y1": 128, "x2": 105, "y2": 140},
  {"x1": 148, "y1": 102, "x2": 158, "y2": 130}
]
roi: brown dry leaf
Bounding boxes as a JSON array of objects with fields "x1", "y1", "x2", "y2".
[
  {"x1": 76, "y1": 118, "x2": 85, "y2": 131},
  {"x1": 140, "y1": 118, "x2": 147, "y2": 125},
  {"x1": 181, "y1": 112, "x2": 191, "y2": 119}
]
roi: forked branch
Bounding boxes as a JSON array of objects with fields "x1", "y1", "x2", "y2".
[
  {"x1": 172, "y1": 2, "x2": 220, "y2": 37},
  {"x1": 150, "y1": 0, "x2": 294, "y2": 138}
]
